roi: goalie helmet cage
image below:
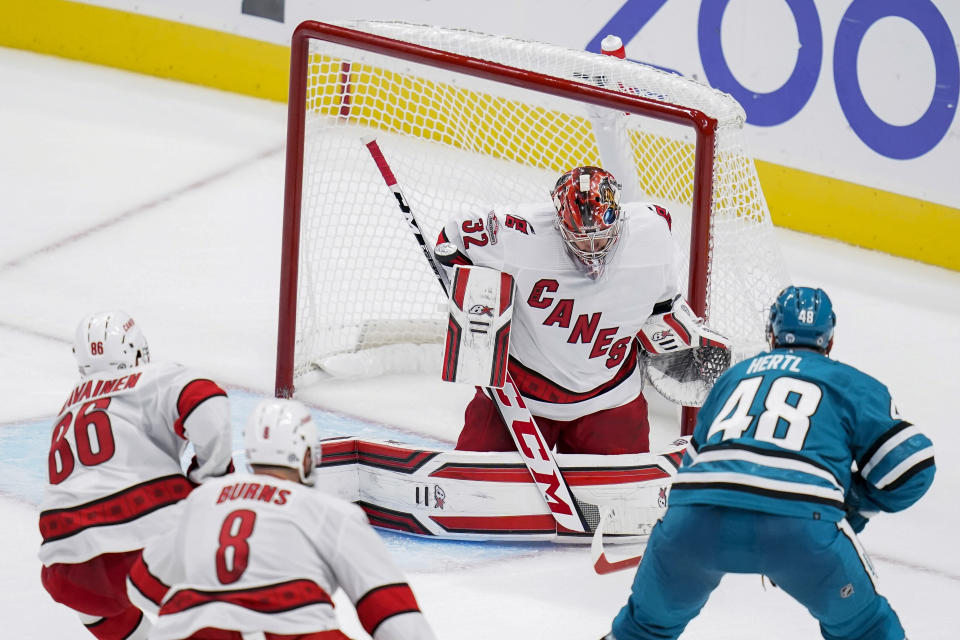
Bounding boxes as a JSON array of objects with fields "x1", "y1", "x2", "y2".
[{"x1": 276, "y1": 21, "x2": 787, "y2": 434}]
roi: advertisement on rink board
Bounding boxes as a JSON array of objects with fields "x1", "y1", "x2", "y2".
[{"x1": 7, "y1": 0, "x2": 959, "y2": 268}]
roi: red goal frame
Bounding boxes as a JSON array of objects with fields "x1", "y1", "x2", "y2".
[{"x1": 275, "y1": 21, "x2": 717, "y2": 435}]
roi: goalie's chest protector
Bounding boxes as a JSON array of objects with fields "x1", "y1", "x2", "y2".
[{"x1": 477, "y1": 203, "x2": 678, "y2": 404}]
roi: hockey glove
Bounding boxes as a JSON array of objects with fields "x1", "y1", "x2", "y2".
[
  {"x1": 845, "y1": 509, "x2": 870, "y2": 534},
  {"x1": 695, "y1": 344, "x2": 731, "y2": 383},
  {"x1": 637, "y1": 295, "x2": 731, "y2": 358},
  {"x1": 844, "y1": 473, "x2": 880, "y2": 533}
]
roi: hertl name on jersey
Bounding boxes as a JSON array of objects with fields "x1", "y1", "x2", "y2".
[{"x1": 746, "y1": 354, "x2": 803, "y2": 375}]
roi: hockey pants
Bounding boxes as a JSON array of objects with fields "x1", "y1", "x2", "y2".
[
  {"x1": 611, "y1": 505, "x2": 906, "y2": 640},
  {"x1": 456, "y1": 388, "x2": 649, "y2": 454},
  {"x1": 41, "y1": 550, "x2": 150, "y2": 639}
]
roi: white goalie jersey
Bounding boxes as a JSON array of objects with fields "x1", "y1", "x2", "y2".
[
  {"x1": 39, "y1": 361, "x2": 233, "y2": 566},
  {"x1": 437, "y1": 202, "x2": 681, "y2": 420},
  {"x1": 127, "y1": 472, "x2": 436, "y2": 640}
]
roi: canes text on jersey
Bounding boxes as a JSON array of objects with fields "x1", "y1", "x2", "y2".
[{"x1": 527, "y1": 279, "x2": 632, "y2": 369}]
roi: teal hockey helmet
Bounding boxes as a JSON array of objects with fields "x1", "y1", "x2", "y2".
[{"x1": 767, "y1": 286, "x2": 836, "y2": 351}]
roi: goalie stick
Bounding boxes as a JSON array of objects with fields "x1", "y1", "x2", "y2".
[{"x1": 364, "y1": 137, "x2": 589, "y2": 534}]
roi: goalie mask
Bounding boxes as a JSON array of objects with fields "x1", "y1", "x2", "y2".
[
  {"x1": 73, "y1": 311, "x2": 150, "y2": 377},
  {"x1": 551, "y1": 166, "x2": 623, "y2": 279},
  {"x1": 767, "y1": 286, "x2": 836, "y2": 352},
  {"x1": 244, "y1": 399, "x2": 319, "y2": 486}
]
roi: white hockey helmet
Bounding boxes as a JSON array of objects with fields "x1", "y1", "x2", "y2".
[
  {"x1": 73, "y1": 311, "x2": 150, "y2": 377},
  {"x1": 244, "y1": 398, "x2": 319, "y2": 486}
]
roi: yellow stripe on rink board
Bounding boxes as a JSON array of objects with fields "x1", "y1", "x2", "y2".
[
  {"x1": 756, "y1": 161, "x2": 960, "y2": 272},
  {"x1": 0, "y1": 0, "x2": 289, "y2": 101}
]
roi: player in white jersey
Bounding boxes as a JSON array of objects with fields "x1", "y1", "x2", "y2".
[
  {"x1": 436, "y1": 164, "x2": 730, "y2": 455},
  {"x1": 40, "y1": 311, "x2": 234, "y2": 640},
  {"x1": 127, "y1": 398, "x2": 437, "y2": 640}
]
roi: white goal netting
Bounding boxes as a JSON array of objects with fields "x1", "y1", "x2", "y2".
[{"x1": 280, "y1": 21, "x2": 788, "y2": 387}]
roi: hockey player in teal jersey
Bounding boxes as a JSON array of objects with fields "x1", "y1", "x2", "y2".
[{"x1": 606, "y1": 286, "x2": 935, "y2": 640}]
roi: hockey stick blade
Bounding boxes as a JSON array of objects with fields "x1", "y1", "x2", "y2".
[
  {"x1": 590, "y1": 505, "x2": 648, "y2": 574},
  {"x1": 593, "y1": 549, "x2": 644, "y2": 575}
]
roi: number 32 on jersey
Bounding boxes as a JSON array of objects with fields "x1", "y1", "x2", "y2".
[{"x1": 706, "y1": 377, "x2": 823, "y2": 451}]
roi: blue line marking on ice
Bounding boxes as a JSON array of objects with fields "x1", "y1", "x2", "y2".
[{"x1": 0, "y1": 388, "x2": 553, "y2": 570}]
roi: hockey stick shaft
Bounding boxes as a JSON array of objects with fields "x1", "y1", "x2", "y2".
[
  {"x1": 364, "y1": 137, "x2": 588, "y2": 533},
  {"x1": 364, "y1": 138, "x2": 450, "y2": 294}
]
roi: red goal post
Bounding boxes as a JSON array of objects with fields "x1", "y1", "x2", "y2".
[{"x1": 276, "y1": 21, "x2": 787, "y2": 434}]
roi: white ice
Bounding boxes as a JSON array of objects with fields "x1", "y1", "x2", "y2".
[{"x1": 1, "y1": 47, "x2": 958, "y2": 639}]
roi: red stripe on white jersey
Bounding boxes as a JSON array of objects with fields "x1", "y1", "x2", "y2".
[
  {"x1": 507, "y1": 341, "x2": 639, "y2": 404},
  {"x1": 128, "y1": 553, "x2": 170, "y2": 606},
  {"x1": 355, "y1": 583, "x2": 420, "y2": 636},
  {"x1": 39, "y1": 474, "x2": 193, "y2": 542},
  {"x1": 160, "y1": 579, "x2": 334, "y2": 616},
  {"x1": 174, "y1": 379, "x2": 227, "y2": 439}
]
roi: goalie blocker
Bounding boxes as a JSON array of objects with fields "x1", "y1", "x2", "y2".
[{"x1": 441, "y1": 264, "x2": 514, "y2": 388}]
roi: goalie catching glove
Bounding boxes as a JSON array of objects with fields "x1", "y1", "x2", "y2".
[
  {"x1": 637, "y1": 295, "x2": 732, "y2": 406},
  {"x1": 695, "y1": 343, "x2": 732, "y2": 383}
]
